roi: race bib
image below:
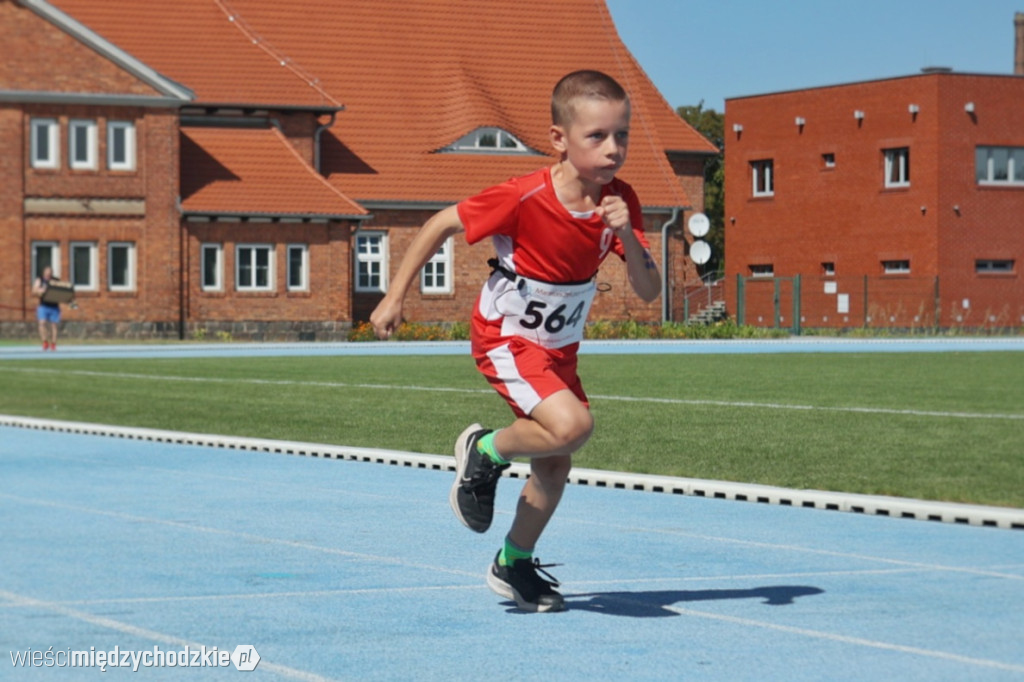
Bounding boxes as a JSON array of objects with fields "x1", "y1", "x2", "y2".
[{"x1": 499, "y1": 276, "x2": 596, "y2": 348}]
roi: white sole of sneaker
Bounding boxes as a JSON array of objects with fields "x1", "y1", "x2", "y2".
[
  {"x1": 449, "y1": 423, "x2": 483, "y2": 531},
  {"x1": 486, "y1": 563, "x2": 565, "y2": 614}
]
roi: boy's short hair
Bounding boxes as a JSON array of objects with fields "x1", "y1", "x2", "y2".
[{"x1": 551, "y1": 70, "x2": 629, "y2": 127}]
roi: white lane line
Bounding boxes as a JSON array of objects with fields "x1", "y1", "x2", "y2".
[
  {"x1": 564, "y1": 518, "x2": 1024, "y2": 581},
  {"x1": 3, "y1": 365, "x2": 1022, "y2": 421},
  {"x1": 0, "y1": 588, "x2": 340, "y2": 681},
  {"x1": 0, "y1": 493, "x2": 481, "y2": 580},
  {"x1": 654, "y1": 601, "x2": 1024, "y2": 674}
]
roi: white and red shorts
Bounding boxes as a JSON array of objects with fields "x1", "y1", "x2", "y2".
[{"x1": 471, "y1": 331, "x2": 588, "y2": 419}]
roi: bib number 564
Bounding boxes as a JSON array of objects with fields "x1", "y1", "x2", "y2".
[{"x1": 519, "y1": 300, "x2": 586, "y2": 333}]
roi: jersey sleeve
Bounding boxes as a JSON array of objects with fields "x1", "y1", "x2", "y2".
[
  {"x1": 609, "y1": 180, "x2": 650, "y2": 259},
  {"x1": 456, "y1": 179, "x2": 520, "y2": 246}
]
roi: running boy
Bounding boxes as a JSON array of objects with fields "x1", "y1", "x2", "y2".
[{"x1": 370, "y1": 70, "x2": 660, "y2": 612}]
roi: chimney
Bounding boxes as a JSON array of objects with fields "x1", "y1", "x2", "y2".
[{"x1": 1017, "y1": 12, "x2": 1024, "y2": 75}]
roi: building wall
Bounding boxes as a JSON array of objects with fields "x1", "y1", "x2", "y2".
[{"x1": 725, "y1": 73, "x2": 1024, "y2": 330}]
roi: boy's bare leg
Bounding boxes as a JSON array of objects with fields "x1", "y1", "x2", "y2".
[
  {"x1": 507, "y1": 454, "x2": 572, "y2": 550},
  {"x1": 493, "y1": 389, "x2": 593, "y2": 549}
]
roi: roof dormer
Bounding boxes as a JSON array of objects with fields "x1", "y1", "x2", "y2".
[{"x1": 442, "y1": 127, "x2": 538, "y2": 154}]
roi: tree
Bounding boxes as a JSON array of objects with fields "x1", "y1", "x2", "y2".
[{"x1": 676, "y1": 102, "x2": 724, "y2": 275}]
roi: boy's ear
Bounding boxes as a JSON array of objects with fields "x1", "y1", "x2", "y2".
[{"x1": 549, "y1": 124, "x2": 567, "y2": 153}]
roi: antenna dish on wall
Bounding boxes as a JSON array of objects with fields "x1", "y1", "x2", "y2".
[
  {"x1": 688, "y1": 213, "x2": 710, "y2": 238},
  {"x1": 689, "y1": 239, "x2": 711, "y2": 265}
]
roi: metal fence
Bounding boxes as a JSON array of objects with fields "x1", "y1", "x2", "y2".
[{"x1": 734, "y1": 275, "x2": 1024, "y2": 333}]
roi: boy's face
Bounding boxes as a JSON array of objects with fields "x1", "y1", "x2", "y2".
[{"x1": 551, "y1": 97, "x2": 630, "y2": 186}]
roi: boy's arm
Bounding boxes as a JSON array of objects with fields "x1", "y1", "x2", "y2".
[
  {"x1": 596, "y1": 196, "x2": 661, "y2": 303},
  {"x1": 369, "y1": 204, "x2": 465, "y2": 339}
]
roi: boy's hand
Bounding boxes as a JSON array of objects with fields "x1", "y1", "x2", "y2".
[
  {"x1": 369, "y1": 297, "x2": 403, "y2": 339},
  {"x1": 594, "y1": 195, "x2": 631, "y2": 234}
]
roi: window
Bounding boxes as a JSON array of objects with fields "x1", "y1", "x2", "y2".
[
  {"x1": 975, "y1": 259, "x2": 1014, "y2": 274},
  {"x1": 108, "y1": 242, "x2": 135, "y2": 291},
  {"x1": 287, "y1": 244, "x2": 308, "y2": 291},
  {"x1": 751, "y1": 159, "x2": 774, "y2": 197},
  {"x1": 821, "y1": 262, "x2": 836, "y2": 277},
  {"x1": 69, "y1": 119, "x2": 98, "y2": 170},
  {"x1": 201, "y1": 244, "x2": 223, "y2": 291},
  {"x1": 445, "y1": 127, "x2": 532, "y2": 153},
  {"x1": 107, "y1": 121, "x2": 136, "y2": 171},
  {"x1": 31, "y1": 242, "x2": 60, "y2": 279},
  {"x1": 882, "y1": 259, "x2": 910, "y2": 274},
  {"x1": 884, "y1": 147, "x2": 910, "y2": 187},
  {"x1": 976, "y1": 146, "x2": 1024, "y2": 185},
  {"x1": 420, "y1": 238, "x2": 453, "y2": 294},
  {"x1": 236, "y1": 244, "x2": 274, "y2": 291},
  {"x1": 70, "y1": 242, "x2": 98, "y2": 290},
  {"x1": 749, "y1": 263, "x2": 774, "y2": 278},
  {"x1": 355, "y1": 232, "x2": 387, "y2": 292},
  {"x1": 30, "y1": 118, "x2": 59, "y2": 169},
  {"x1": 822, "y1": 153, "x2": 836, "y2": 169}
]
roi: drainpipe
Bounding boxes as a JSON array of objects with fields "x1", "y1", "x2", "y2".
[
  {"x1": 661, "y1": 207, "x2": 682, "y2": 323},
  {"x1": 313, "y1": 111, "x2": 337, "y2": 173}
]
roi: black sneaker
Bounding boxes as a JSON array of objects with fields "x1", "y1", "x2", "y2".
[
  {"x1": 487, "y1": 552, "x2": 565, "y2": 613},
  {"x1": 450, "y1": 424, "x2": 509, "y2": 533}
]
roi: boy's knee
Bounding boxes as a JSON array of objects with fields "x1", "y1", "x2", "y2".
[{"x1": 549, "y1": 408, "x2": 593, "y2": 451}]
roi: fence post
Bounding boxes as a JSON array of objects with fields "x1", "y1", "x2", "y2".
[
  {"x1": 934, "y1": 276, "x2": 941, "y2": 331},
  {"x1": 736, "y1": 274, "x2": 745, "y2": 325},
  {"x1": 773, "y1": 278, "x2": 781, "y2": 329},
  {"x1": 863, "y1": 274, "x2": 869, "y2": 329},
  {"x1": 792, "y1": 274, "x2": 802, "y2": 335}
]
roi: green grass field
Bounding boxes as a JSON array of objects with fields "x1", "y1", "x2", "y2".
[{"x1": 1, "y1": 351, "x2": 1021, "y2": 508}]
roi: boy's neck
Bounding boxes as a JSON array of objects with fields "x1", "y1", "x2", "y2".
[{"x1": 550, "y1": 161, "x2": 603, "y2": 213}]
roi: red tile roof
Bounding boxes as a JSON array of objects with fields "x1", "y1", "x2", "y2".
[
  {"x1": 52, "y1": 0, "x2": 718, "y2": 209},
  {"x1": 180, "y1": 126, "x2": 366, "y2": 217}
]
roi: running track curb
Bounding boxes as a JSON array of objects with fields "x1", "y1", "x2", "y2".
[{"x1": 3, "y1": 414, "x2": 1022, "y2": 531}]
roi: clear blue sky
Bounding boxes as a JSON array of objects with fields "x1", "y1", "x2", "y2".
[{"x1": 604, "y1": 0, "x2": 1023, "y2": 111}]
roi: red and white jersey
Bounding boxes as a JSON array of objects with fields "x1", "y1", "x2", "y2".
[{"x1": 457, "y1": 166, "x2": 649, "y2": 349}]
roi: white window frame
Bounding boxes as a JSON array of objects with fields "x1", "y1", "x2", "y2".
[
  {"x1": 976, "y1": 146, "x2": 1024, "y2": 186},
  {"x1": 107, "y1": 120, "x2": 137, "y2": 171},
  {"x1": 420, "y1": 237, "x2": 453, "y2": 294},
  {"x1": 30, "y1": 118, "x2": 59, "y2": 169},
  {"x1": 884, "y1": 147, "x2": 910, "y2": 188},
  {"x1": 70, "y1": 241, "x2": 98, "y2": 291},
  {"x1": 69, "y1": 119, "x2": 98, "y2": 170},
  {"x1": 31, "y1": 241, "x2": 61, "y2": 279},
  {"x1": 107, "y1": 242, "x2": 136, "y2": 291},
  {"x1": 882, "y1": 259, "x2": 911, "y2": 275},
  {"x1": 235, "y1": 244, "x2": 275, "y2": 292},
  {"x1": 751, "y1": 159, "x2": 774, "y2": 197},
  {"x1": 749, "y1": 264, "x2": 774, "y2": 278},
  {"x1": 447, "y1": 127, "x2": 532, "y2": 153},
  {"x1": 287, "y1": 244, "x2": 309, "y2": 292},
  {"x1": 201, "y1": 243, "x2": 223, "y2": 292},
  {"x1": 354, "y1": 231, "x2": 388, "y2": 293}
]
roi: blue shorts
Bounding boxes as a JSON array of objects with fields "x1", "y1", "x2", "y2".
[{"x1": 37, "y1": 304, "x2": 61, "y2": 324}]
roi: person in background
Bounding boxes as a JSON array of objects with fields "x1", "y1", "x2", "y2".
[{"x1": 32, "y1": 266, "x2": 62, "y2": 351}]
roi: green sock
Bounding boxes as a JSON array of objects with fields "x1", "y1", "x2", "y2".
[
  {"x1": 498, "y1": 536, "x2": 533, "y2": 567},
  {"x1": 476, "y1": 430, "x2": 510, "y2": 465}
]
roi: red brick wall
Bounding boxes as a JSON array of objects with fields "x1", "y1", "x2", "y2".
[
  {"x1": 184, "y1": 220, "x2": 356, "y2": 324},
  {"x1": 725, "y1": 73, "x2": 1024, "y2": 329}
]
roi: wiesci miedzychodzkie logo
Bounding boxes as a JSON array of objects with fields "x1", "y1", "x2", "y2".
[{"x1": 9, "y1": 644, "x2": 261, "y2": 672}]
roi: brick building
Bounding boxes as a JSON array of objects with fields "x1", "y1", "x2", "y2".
[
  {"x1": 1, "y1": 0, "x2": 717, "y2": 341},
  {"x1": 725, "y1": 69, "x2": 1024, "y2": 331}
]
